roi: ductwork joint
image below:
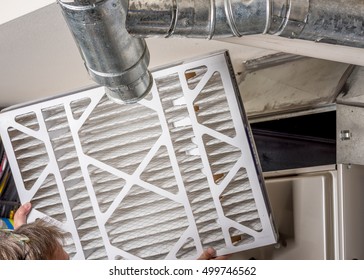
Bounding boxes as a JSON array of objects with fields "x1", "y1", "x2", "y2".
[{"x1": 272, "y1": 0, "x2": 310, "y2": 38}]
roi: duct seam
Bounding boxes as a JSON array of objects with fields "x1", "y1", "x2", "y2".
[
  {"x1": 224, "y1": 0, "x2": 242, "y2": 37},
  {"x1": 263, "y1": 0, "x2": 273, "y2": 34},
  {"x1": 166, "y1": 0, "x2": 178, "y2": 38},
  {"x1": 208, "y1": 0, "x2": 216, "y2": 39},
  {"x1": 273, "y1": 0, "x2": 309, "y2": 38}
]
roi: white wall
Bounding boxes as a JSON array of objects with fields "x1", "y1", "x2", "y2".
[{"x1": 1, "y1": 1, "x2": 55, "y2": 25}]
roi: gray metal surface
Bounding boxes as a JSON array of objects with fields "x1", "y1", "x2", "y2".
[
  {"x1": 298, "y1": 0, "x2": 364, "y2": 47},
  {"x1": 336, "y1": 67, "x2": 364, "y2": 166},
  {"x1": 127, "y1": 0, "x2": 267, "y2": 38},
  {"x1": 268, "y1": 0, "x2": 309, "y2": 38},
  {"x1": 126, "y1": 0, "x2": 364, "y2": 48},
  {"x1": 58, "y1": 0, "x2": 152, "y2": 104},
  {"x1": 337, "y1": 104, "x2": 364, "y2": 165}
]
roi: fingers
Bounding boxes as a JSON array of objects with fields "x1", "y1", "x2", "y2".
[
  {"x1": 198, "y1": 247, "x2": 217, "y2": 260},
  {"x1": 13, "y1": 202, "x2": 32, "y2": 229},
  {"x1": 197, "y1": 247, "x2": 231, "y2": 260}
]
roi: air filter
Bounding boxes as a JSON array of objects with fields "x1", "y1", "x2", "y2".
[{"x1": 0, "y1": 51, "x2": 276, "y2": 259}]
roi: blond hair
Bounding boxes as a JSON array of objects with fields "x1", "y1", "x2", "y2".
[{"x1": 0, "y1": 219, "x2": 65, "y2": 260}]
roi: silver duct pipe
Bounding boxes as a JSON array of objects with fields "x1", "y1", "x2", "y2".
[
  {"x1": 58, "y1": 0, "x2": 153, "y2": 104},
  {"x1": 127, "y1": 0, "x2": 364, "y2": 47},
  {"x1": 126, "y1": 0, "x2": 269, "y2": 39},
  {"x1": 288, "y1": 0, "x2": 364, "y2": 47},
  {"x1": 58, "y1": 0, "x2": 364, "y2": 103}
]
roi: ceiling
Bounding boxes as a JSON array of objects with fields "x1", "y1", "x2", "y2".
[
  {"x1": 1, "y1": 2, "x2": 364, "y2": 107},
  {"x1": 0, "y1": 0, "x2": 54, "y2": 25}
]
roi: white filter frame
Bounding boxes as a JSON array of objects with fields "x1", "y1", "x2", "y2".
[{"x1": 0, "y1": 51, "x2": 276, "y2": 259}]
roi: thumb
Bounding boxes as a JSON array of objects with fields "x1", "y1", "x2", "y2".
[{"x1": 14, "y1": 202, "x2": 32, "y2": 229}]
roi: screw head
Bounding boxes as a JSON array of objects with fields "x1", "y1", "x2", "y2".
[{"x1": 340, "y1": 130, "x2": 352, "y2": 141}]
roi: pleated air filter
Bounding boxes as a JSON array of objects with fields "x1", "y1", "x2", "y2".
[{"x1": 0, "y1": 51, "x2": 276, "y2": 259}]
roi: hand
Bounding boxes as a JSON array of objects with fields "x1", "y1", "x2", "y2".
[
  {"x1": 13, "y1": 202, "x2": 32, "y2": 229},
  {"x1": 198, "y1": 247, "x2": 231, "y2": 260}
]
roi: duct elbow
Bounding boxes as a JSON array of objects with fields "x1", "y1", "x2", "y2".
[{"x1": 58, "y1": 0, "x2": 153, "y2": 104}]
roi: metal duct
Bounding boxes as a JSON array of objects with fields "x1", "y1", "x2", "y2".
[
  {"x1": 267, "y1": 0, "x2": 364, "y2": 47},
  {"x1": 126, "y1": 0, "x2": 364, "y2": 47},
  {"x1": 126, "y1": 0, "x2": 269, "y2": 39},
  {"x1": 58, "y1": 0, "x2": 364, "y2": 104},
  {"x1": 58, "y1": 0, "x2": 153, "y2": 104}
]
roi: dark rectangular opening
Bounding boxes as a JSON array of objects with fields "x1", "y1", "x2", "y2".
[{"x1": 251, "y1": 111, "x2": 336, "y2": 172}]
